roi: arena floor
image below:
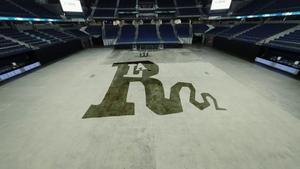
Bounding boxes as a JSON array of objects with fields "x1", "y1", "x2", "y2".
[{"x1": 0, "y1": 46, "x2": 299, "y2": 169}]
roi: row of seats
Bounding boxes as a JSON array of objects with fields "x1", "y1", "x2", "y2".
[
  {"x1": 266, "y1": 30, "x2": 300, "y2": 53},
  {"x1": 100, "y1": 24, "x2": 208, "y2": 45},
  {"x1": 207, "y1": 22, "x2": 300, "y2": 55},
  {"x1": 96, "y1": 0, "x2": 200, "y2": 8},
  {"x1": 0, "y1": 0, "x2": 60, "y2": 18},
  {"x1": 208, "y1": 23, "x2": 298, "y2": 43},
  {"x1": 0, "y1": 28, "x2": 89, "y2": 58},
  {"x1": 93, "y1": 8, "x2": 204, "y2": 18},
  {"x1": 235, "y1": 0, "x2": 300, "y2": 16}
]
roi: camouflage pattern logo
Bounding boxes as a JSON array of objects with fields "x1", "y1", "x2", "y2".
[{"x1": 83, "y1": 61, "x2": 226, "y2": 118}]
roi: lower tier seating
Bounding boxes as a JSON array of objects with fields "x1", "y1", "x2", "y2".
[
  {"x1": 265, "y1": 30, "x2": 300, "y2": 53},
  {"x1": 234, "y1": 23, "x2": 297, "y2": 43},
  {"x1": 137, "y1": 25, "x2": 160, "y2": 44}
]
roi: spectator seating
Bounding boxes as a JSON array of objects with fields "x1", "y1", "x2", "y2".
[
  {"x1": 137, "y1": 25, "x2": 160, "y2": 44},
  {"x1": 265, "y1": 29, "x2": 300, "y2": 53},
  {"x1": 10, "y1": 0, "x2": 60, "y2": 18},
  {"x1": 65, "y1": 29, "x2": 90, "y2": 39},
  {"x1": 0, "y1": 29, "x2": 49, "y2": 48},
  {"x1": 234, "y1": 0, "x2": 300, "y2": 16},
  {"x1": 94, "y1": 9, "x2": 115, "y2": 18},
  {"x1": 0, "y1": 0, "x2": 32, "y2": 17},
  {"x1": 176, "y1": 0, "x2": 196, "y2": 7},
  {"x1": 157, "y1": 0, "x2": 175, "y2": 8},
  {"x1": 178, "y1": 8, "x2": 202, "y2": 16},
  {"x1": 119, "y1": 0, "x2": 136, "y2": 8},
  {"x1": 85, "y1": 26, "x2": 102, "y2": 36},
  {"x1": 38, "y1": 29, "x2": 76, "y2": 42},
  {"x1": 218, "y1": 23, "x2": 256, "y2": 38},
  {"x1": 234, "y1": 23, "x2": 297, "y2": 43},
  {"x1": 23, "y1": 30, "x2": 61, "y2": 44},
  {"x1": 175, "y1": 24, "x2": 191, "y2": 38},
  {"x1": 97, "y1": 0, "x2": 117, "y2": 8},
  {"x1": 206, "y1": 27, "x2": 229, "y2": 36},
  {"x1": 104, "y1": 25, "x2": 120, "y2": 39},
  {"x1": 116, "y1": 25, "x2": 136, "y2": 44},
  {"x1": 159, "y1": 24, "x2": 180, "y2": 44},
  {"x1": 0, "y1": 36, "x2": 31, "y2": 58},
  {"x1": 192, "y1": 24, "x2": 209, "y2": 34}
]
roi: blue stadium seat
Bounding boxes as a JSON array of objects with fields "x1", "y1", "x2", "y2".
[
  {"x1": 86, "y1": 26, "x2": 102, "y2": 36},
  {"x1": 218, "y1": 23, "x2": 256, "y2": 38},
  {"x1": 159, "y1": 24, "x2": 180, "y2": 44},
  {"x1": 175, "y1": 24, "x2": 191, "y2": 38},
  {"x1": 104, "y1": 25, "x2": 120, "y2": 39},
  {"x1": 234, "y1": 23, "x2": 297, "y2": 43},
  {"x1": 116, "y1": 25, "x2": 136, "y2": 44},
  {"x1": 137, "y1": 25, "x2": 160, "y2": 44},
  {"x1": 192, "y1": 24, "x2": 209, "y2": 34}
]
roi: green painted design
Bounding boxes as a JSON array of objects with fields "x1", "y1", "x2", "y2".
[{"x1": 83, "y1": 61, "x2": 226, "y2": 119}]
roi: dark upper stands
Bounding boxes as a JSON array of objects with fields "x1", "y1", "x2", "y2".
[
  {"x1": 119, "y1": 0, "x2": 136, "y2": 8},
  {"x1": 97, "y1": 0, "x2": 117, "y2": 8},
  {"x1": 176, "y1": 0, "x2": 197, "y2": 7},
  {"x1": 11, "y1": 0, "x2": 60, "y2": 18},
  {"x1": 0, "y1": 0, "x2": 60, "y2": 18},
  {"x1": 157, "y1": 0, "x2": 175, "y2": 8},
  {"x1": 0, "y1": 0, "x2": 32, "y2": 17},
  {"x1": 235, "y1": 0, "x2": 300, "y2": 16}
]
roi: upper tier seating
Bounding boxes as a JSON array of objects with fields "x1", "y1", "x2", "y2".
[
  {"x1": 116, "y1": 25, "x2": 136, "y2": 44},
  {"x1": 178, "y1": 8, "x2": 202, "y2": 16},
  {"x1": 119, "y1": 0, "x2": 136, "y2": 8},
  {"x1": 104, "y1": 25, "x2": 120, "y2": 39},
  {"x1": 94, "y1": 9, "x2": 115, "y2": 18},
  {"x1": 218, "y1": 23, "x2": 256, "y2": 38},
  {"x1": 234, "y1": 0, "x2": 271, "y2": 16},
  {"x1": 10, "y1": 0, "x2": 60, "y2": 18},
  {"x1": 97, "y1": 0, "x2": 118, "y2": 8},
  {"x1": 265, "y1": 29, "x2": 300, "y2": 53},
  {"x1": 176, "y1": 0, "x2": 197, "y2": 7},
  {"x1": 0, "y1": 0, "x2": 32, "y2": 17},
  {"x1": 192, "y1": 24, "x2": 209, "y2": 34},
  {"x1": 0, "y1": 29, "x2": 49, "y2": 48},
  {"x1": 234, "y1": 23, "x2": 297, "y2": 43},
  {"x1": 235, "y1": 0, "x2": 300, "y2": 16},
  {"x1": 157, "y1": 0, "x2": 175, "y2": 8},
  {"x1": 175, "y1": 24, "x2": 191, "y2": 38},
  {"x1": 259, "y1": 0, "x2": 300, "y2": 14},
  {"x1": 159, "y1": 24, "x2": 180, "y2": 44},
  {"x1": 137, "y1": 25, "x2": 160, "y2": 44}
]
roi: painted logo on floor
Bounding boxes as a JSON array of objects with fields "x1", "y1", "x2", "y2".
[{"x1": 83, "y1": 61, "x2": 226, "y2": 119}]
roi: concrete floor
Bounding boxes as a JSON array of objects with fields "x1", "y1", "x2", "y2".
[{"x1": 0, "y1": 46, "x2": 299, "y2": 169}]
